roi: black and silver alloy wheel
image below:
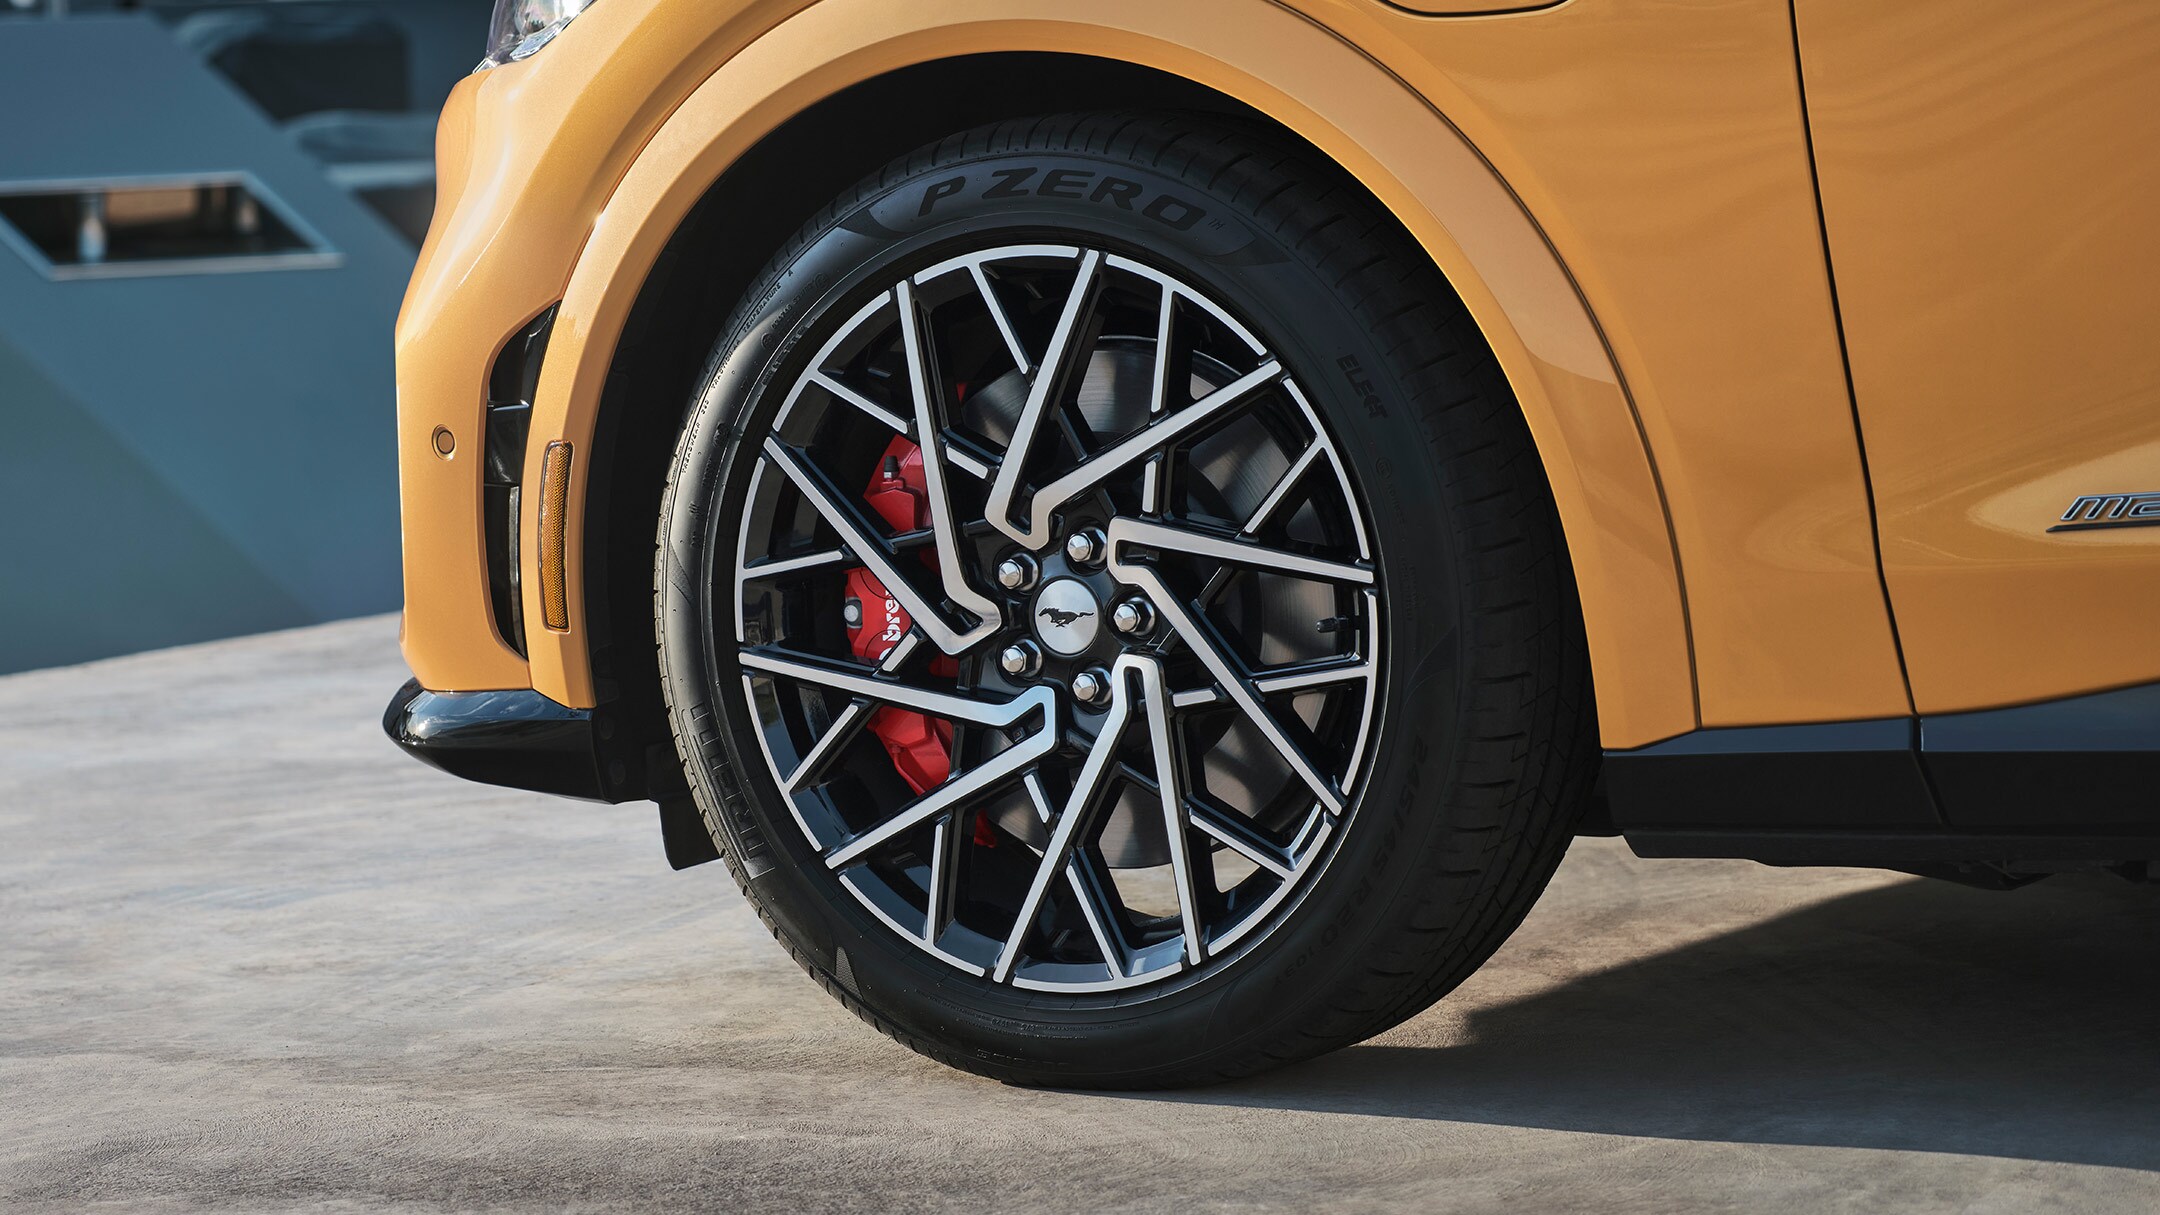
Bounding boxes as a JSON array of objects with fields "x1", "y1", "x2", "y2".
[
  {"x1": 734, "y1": 244, "x2": 1381, "y2": 991},
  {"x1": 657, "y1": 113, "x2": 1593, "y2": 1087}
]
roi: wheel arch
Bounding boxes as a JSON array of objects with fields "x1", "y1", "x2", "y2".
[{"x1": 525, "y1": 0, "x2": 1697, "y2": 757}]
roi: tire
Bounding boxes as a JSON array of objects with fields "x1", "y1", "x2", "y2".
[{"x1": 655, "y1": 111, "x2": 1595, "y2": 1088}]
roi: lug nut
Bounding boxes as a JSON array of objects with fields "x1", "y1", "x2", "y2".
[
  {"x1": 999, "y1": 641, "x2": 1043, "y2": 678},
  {"x1": 994, "y1": 553, "x2": 1039, "y2": 591},
  {"x1": 1064, "y1": 528, "x2": 1106, "y2": 566},
  {"x1": 1070, "y1": 667, "x2": 1112, "y2": 705},
  {"x1": 1110, "y1": 598, "x2": 1155, "y2": 636}
]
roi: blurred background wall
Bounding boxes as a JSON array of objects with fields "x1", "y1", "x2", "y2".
[{"x1": 0, "y1": 0, "x2": 490, "y2": 674}]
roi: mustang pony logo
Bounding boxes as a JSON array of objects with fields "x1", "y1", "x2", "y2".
[
  {"x1": 1038, "y1": 606, "x2": 1092, "y2": 628},
  {"x1": 2051, "y1": 491, "x2": 2160, "y2": 532}
]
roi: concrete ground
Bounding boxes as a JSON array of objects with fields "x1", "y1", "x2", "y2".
[{"x1": 3, "y1": 617, "x2": 2157, "y2": 1213}]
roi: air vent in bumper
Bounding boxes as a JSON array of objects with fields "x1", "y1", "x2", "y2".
[{"x1": 483, "y1": 306, "x2": 557, "y2": 656}]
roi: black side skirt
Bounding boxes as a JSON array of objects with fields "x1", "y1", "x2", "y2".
[{"x1": 1605, "y1": 682, "x2": 2160, "y2": 866}]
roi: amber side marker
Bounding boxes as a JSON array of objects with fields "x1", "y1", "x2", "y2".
[{"x1": 538, "y1": 441, "x2": 573, "y2": 631}]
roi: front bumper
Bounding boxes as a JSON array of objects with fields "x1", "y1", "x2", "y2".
[
  {"x1": 382, "y1": 678, "x2": 615, "y2": 802},
  {"x1": 383, "y1": 679, "x2": 720, "y2": 868}
]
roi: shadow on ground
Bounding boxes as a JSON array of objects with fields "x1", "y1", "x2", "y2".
[{"x1": 1131, "y1": 871, "x2": 2160, "y2": 1171}]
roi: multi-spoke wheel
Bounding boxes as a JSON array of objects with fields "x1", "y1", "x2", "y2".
[
  {"x1": 736, "y1": 246, "x2": 1381, "y2": 989},
  {"x1": 657, "y1": 114, "x2": 1594, "y2": 1086}
]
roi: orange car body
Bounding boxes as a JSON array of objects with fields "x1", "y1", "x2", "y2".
[{"x1": 393, "y1": 0, "x2": 2160, "y2": 849}]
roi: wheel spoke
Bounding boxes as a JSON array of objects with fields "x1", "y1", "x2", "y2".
[
  {"x1": 742, "y1": 547, "x2": 849, "y2": 581},
  {"x1": 772, "y1": 293, "x2": 905, "y2": 435},
  {"x1": 1240, "y1": 444, "x2": 1324, "y2": 535},
  {"x1": 1106, "y1": 522, "x2": 1346, "y2": 813},
  {"x1": 987, "y1": 249, "x2": 1104, "y2": 550},
  {"x1": 1140, "y1": 659, "x2": 1206, "y2": 965},
  {"x1": 782, "y1": 698, "x2": 872, "y2": 794},
  {"x1": 1147, "y1": 280, "x2": 1178, "y2": 417},
  {"x1": 1141, "y1": 281, "x2": 1178, "y2": 516},
  {"x1": 943, "y1": 442, "x2": 993, "y2": 480},
  {"x1": 969, "y1": 261, "x2": 1034, "y2": 375},
  {"x1": 808, "y1": 370, "x2": 909, "y2": 433},
  {"x1": 875, "y1": 630, "x2": 922, "y2": 673},
  {"x1": 826, "y1": 714, "x2": 1059, "y2": 869},
  {"x1": 1027, "y1": 360, "x2": 1284, "y2": 535},
  {"x1": 1023, "y1": 769, "x2": 1056, "y2": 824},
  {"x1": 760, "y1": 437, "x2": 997, "y2": 654},
  {"x1": 744, "y1": 640, "x2": 1062, "y2": 868},
  {"x1": 894, "y1": 279, "x2": 1005, "y2": 627},
  {"x1": 993, "y1": 655, "x2": 1147, "y2": 982},
  {"x1": 924, "y1": 813, "x2": 962, "y2": 941},
  {"x1": 739, "y1": 644, "x2": 1049, "y2": 727},
  {"x1": 1187, "y1": 794, "x2": 1298, "y2": 881},
  {"x1": 1065, "y1": 855, "x2": 1127, "y2": 979},
  {"x1": 1141, "y1": 456, "x2": 1168, "y2": 518},
  {"x1": 1111, "y1": 516, "x2": 1373, "y2": 587},
  {"x1": 1253, "y1": 656, "x2": 1374, "y2": 696}
]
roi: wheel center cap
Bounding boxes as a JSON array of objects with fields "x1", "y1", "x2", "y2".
[{"x1": 1032, "y1": 578, "x2": 1101, "y2": 656}]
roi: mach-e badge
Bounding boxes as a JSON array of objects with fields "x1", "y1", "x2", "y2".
[{"x1": 2051, "y1": 491, "x2": 2160, "y2": 533}]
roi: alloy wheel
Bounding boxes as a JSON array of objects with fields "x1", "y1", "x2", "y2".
[{"x1": 730, "y1": 244, "x2": 1383, "y2": 992}]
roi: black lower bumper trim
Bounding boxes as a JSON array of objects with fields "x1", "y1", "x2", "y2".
[{"x1": 383, "y1": 678, "x2": 615, "y2": 802}]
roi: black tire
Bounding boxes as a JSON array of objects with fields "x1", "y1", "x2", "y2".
[{"x1": 655, "y1": 111, "x2": 1595, "y2": 1088}]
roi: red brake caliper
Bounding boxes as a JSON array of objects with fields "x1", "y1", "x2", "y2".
[{"x1": 843, "y1": 436, "x2": 959, "y2": 797}]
